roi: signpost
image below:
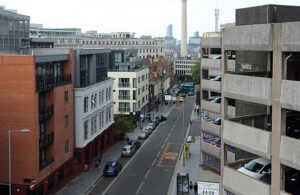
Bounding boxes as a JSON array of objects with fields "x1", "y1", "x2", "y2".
[{"x1": 198, "y1": 181, "x2": 219, "y2": 195}]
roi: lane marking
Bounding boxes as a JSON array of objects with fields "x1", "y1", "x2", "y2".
[
  {"x1": 152, "y1": 159, "x2": 156, "y2": 166},
  {"x1": 145, "y1": 169, "x2": 150, "y2": 179},
  {"x1": 136, "y1": 182, "x2": 143, "y2": 194},
  {"x1": 157, "y1": 151, "x2": 161, "y2": 158}
]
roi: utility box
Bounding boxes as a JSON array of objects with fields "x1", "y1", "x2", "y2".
[{"x1": 177, "y1": 172, "x2": 189, "y2": 195}]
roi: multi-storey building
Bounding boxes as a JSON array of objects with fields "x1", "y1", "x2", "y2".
[
  {"x1": 0, "y1": 47, "x2": 74, "y2": 195},
  {"x1": 0, "y1": 7, "x2": 30, "y2": 53},
  {"x1": 174, "y1": 58, "x2": 197, "y2": 82},
  {"x1": 200, "y1": 32, "x2": 224, "y2": 174},
  {"x1": 221, "y1": 4, "x2": 300, "y2": 195},
  {"x1": 73, "y1": 48, "x2": 114, "y2": 165},
  {"x1": 108, "y1": 49, "x2": 149, "y2": 115},
  {"x1": 29, "y1": 26, "x2": 166, "y2": 59}
]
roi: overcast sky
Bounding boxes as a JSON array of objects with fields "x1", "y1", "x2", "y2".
[{"x1": 1, "y1": 0, "x2": 300, "y2": 39}]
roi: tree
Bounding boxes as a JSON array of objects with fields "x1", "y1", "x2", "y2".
[
  {"x1": 191, "y1": 60, "x2": 201, "y2": 84},
  {"x1": 114, "y1": 115, "x2": 136, "y2": 140}
]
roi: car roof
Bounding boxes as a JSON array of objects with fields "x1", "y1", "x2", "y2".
[
  {"x1": 252, "y1": 158, "x2": 271, "y2": 165},
  {"x1": 106, "y1": 160, "x2": 117, "y2": 166},
  {"x1": 123, "y1": 145, "x2": 132, "y2": 149}
]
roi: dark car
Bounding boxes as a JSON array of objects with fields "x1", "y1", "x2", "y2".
[
  {"x1": 128, "y1": 140, "x2": 141, "y2": 150},
  {"x1": 103, "y1": 160, "x2": 122, "y2": 177},
  {"x1": 285, "y1": 168, "x2": 300, "y2": 194},
  {"x1": 188, "y1": 92, "x2": 195, "y2": 96},
  {"x1": 156, "y1": 115, "x2": 167, "y2": 122},
  {"x1": 211, "y1": 117, "x2": 221, "y2": 126}
]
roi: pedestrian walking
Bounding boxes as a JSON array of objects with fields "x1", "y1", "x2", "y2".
[
  {"x1": 189, "y1": 181, "x2": 193, "y2": 191},
  {"x1": 98, "y1": 154, "x2": 102, "y2": 165},
  {"x1": 193, "y1": 182, "x2": 198, "y2": 194},
  {"x1": 95, "y1": 161, "x2": 99, "y2": 173},
  {"x1": 190, "y1": 120, "x2": 192, "y2": 125}
]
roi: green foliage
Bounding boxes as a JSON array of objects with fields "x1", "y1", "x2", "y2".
[
  {"x1": 192, "y1": 60, "x2": 201, "y2": 84},
  {"x1": 114, "y1": 115, "x2": 136, "y2": 140}
]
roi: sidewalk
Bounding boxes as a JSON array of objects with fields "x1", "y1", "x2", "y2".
[
  {"x1": 168, "y1": 126, "x2": 200, "y2": 195},
  {"x1": 57, "y1": 102, "x2": 174, "y2": 195}
]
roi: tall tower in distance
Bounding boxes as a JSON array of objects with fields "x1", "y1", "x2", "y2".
[
  {"x1": 166, "y1": 24, "x2": 173, "y2": 38},
  {"x1": 215, "y1": 6, "x2": 219, "y2": 32},
  {"x1": 181, "y1": 0, "x2": 188, "y2": 57}
]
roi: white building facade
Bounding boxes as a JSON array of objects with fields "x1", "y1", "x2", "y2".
[{"x1": 108, "y1": 67, "x2": 149, "y2": 115}]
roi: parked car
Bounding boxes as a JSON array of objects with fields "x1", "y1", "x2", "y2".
[
  {"x1": 103, "y1": 160, "x2": 122, "y2": 177},
  {"x1": 211, "y1": 117, "x2": 221, "y2": 125},
  {"x1": 285, "y1": 168, "x2": 300, "y2": 194},
  {"x1": 210, "y1": 75, "x2": 222, "y2": 81},
  {"x1": 237, "y1": 158, "x2": 271, "y2": 179},
  {"x1": 210, "y1": 97, "x2": 221, "y2": 104},
  {"x1": 128, "y1": 140, "x2": 141, "y2": 151},
  {"x1": 121, "y1": 145, "x2": 135, "y2": 157},
  {"x1": 138, "y1": 130, "x2": 149, "y2": 139},
  {"x1": 156, "y1": 115, "x2": 167, "y2": 122},
  {"x1": 188, "y1": 92, "x2": 195, "y2": 96},
  {"x1": 179, "y1": 96, "x2": 185, "y2": 102},
  {"x1": 147, "y1": 122, "x2": 156, "y2": 130}
]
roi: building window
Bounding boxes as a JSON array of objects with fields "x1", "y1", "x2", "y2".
[
  {"x1": 106, "y1": 88, "x2": 109, "y2": 101},
  {"x1": 84, "y1": 97, "x2": 89, "y2": 113},
  {"x1": 138, "y1": 77, "x2": 140, "y2": 83},
  {"x1": 142, "y1": 75, "x2": 145, "y2": 81},
  {"x1": 119, "y1": 102, "x2": 130, "y2": 112},
  {"x1": 133, "y1": 90, "x2": 136, "y2": 100},
  {"x1": 102, "y1": 90, "x2": 104, "y2": 103},
  {"x1": 142, "y1": 86, "x2": 145, "y2": 92},
  {"x1": 84, "y1": 120, "x2": 89, "y2": 140},
  {"x1": 146, "y1": 84, "x2": 148, "y2": 90},
  {"x1": 64, "y1": 140, "x2": 69, "y2": 153},
  {"x1": 99, "y1": 91, "x2": 102, "y2": 105},
  {"x1": 142, "y1": 97, "x2": 145, "y2": 103},
  {"x1": 109, "y1": 87, "x2": 112, "y2": 100},
  {"x1": 64, "y1": 115, "x2": 69, "y2": 127},
  {"x1": 133, "y1": 78, "x2": 137, "y2": 88},
  {"x1": 133, "y1": 103, "x2": 137, "y2": 112},
  {"x1": 106, "y1": 108, "x2": 109, "y2": 123},
  {"x1": 138, "y1": 88, "x2": 140, "y2": 95},
  {"x1": 91, "y1": 117, "x2": 94, "y2": 136},
  {"x1": 64, "y1": 91, "x2": 68, "y2": 102},
  {"x1": 99, "y1": 112, "x2": 102, "y2": 129},
  {"x1": 91, "y1": 95, "x2": 94, "y2": 109}
]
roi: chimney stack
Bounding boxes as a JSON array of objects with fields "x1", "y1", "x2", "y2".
[{"x1": 181, "y1": 0, "x2": 188, "y2": 57}]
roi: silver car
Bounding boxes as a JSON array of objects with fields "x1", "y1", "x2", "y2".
[{"x1": 121, "y1": 145, "x2": 135, "y2": 157}]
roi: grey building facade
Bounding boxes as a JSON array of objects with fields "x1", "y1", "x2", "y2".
[{"x1": 0, "y1": 8, "x2": 30, "y2": 53}]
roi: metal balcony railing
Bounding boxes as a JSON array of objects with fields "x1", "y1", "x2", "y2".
[
  {"x1": 118, "y1": 95, "x2": 131, "y2": 100},
  {"x1": 36, "y1": 74, "x2": 72, "y2": 92},
  {"x1": 39, "y1": 105, "x2": 54, "y2": 122},
  {"x1": 39, "y1": 132, "x2": 54, "y2": 150},
  {"x1": 118, "y1": 83, "x2": 130, "y2": 88}
]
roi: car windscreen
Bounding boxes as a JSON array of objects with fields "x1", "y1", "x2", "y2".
[{"x1": 244, "y1": 161, "x2": 264, "y2": 173}]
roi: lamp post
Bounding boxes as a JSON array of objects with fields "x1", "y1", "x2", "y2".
[
  {"x1": 8, "y1": 129, "x2": 31, "y2": 195},
  {"x1": 182, "y1": 98, "x2": 185, "y2": 167}
]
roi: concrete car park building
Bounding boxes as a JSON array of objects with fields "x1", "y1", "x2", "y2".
[
  {"x1": 73, "y1": 48, "x2": 114, "y2": 166},
  {"x1": 220, "y1": 4, "x2": 300, "y2": 195}
]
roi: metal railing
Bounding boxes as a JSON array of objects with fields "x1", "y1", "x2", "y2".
[
  {"x1": 118, "y1": 95, "x2": 131, "y2": 100},
  {"x1": 36, "y1": 74, "x2": 72, "y2": 92},
  {"x1": 39, "y1": 132, "x2": 54, "y2": 150},
  {"x1": 39, "y1": 105, "x2": 54, "y2": 122},
  {"x1": 118, "y1": 83, "x2": 130, "y2": 88}
]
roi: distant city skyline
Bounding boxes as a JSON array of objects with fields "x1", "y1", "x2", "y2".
[{"x1": 1, "y1": 0, "x2": 300, "y2": 39}]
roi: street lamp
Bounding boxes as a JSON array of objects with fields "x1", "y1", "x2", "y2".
[
  {"x1": 9, "y1": 129, "x2": 31, "y2": 195},
  {"x1": 182, "y1": 99, "x2": 185, "y2": 167}
]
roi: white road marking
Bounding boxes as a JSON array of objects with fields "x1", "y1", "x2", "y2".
[
  {"x1": 151, "y1": 158, "x2": 156, "y2": 166},
  {"x1": 136, "y1": 182, "x2": 143, "y2": 194},
  {"x1": 145, "y1": 169, "x2": 150, "y2": 179}
]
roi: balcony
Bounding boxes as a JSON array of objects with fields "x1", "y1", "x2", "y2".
[
  {"x1": 119, "y1": 107, "x2": 130, "y2": 113},
  {"x1": 282, "y1": 22, "x2": 300, "y2": 51},
  {"x1": 224, "y1": 74, "x2": 272, "y2": 105},
  {"x1": 281, "y1": 80, "x2": 300, "y2": 112},
  {"x1": 223, "y1": 166, "x2": 271, "y2": 195},
  {"x1": 201, "y1": 100, "x2": 221, "y2": 113},
  {"x1": 40, "y1": 157, "x2": 54, "y2": 170},
  {"x1": 39, "y1": 105, "x2": 54, "y2": 122},
  {"x1": 224, "y1": 120, "x2": 271, "y2": 159},
  {"x1": 280, "y1": 135, "x2": 300, "y2": 170},
  {"x1": 119, "y1": 95, "x2": 131, "y2": 100},
  {"x1": 118, "y1": 83, "x2": 130, "y2": 88},
  {"x1": 201, "y1": 140, "x2": 221, "y2": 158},
  {"x1": 201, "y1": 119, "x2": 221, "y2": 136},
  {"x1": 36, "y1": 74, "x2": 72, "y2": 92},
  {"x1": 39, "y1": 132, "x2": 54, "y2": 150},
  {"x1": 201, "y1": 79, "x2": 221, "y2": 92},
  {"x1": 201, "y1": 58, "x2": 221, "y2": 70}
]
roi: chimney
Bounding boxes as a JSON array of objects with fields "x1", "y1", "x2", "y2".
[{"x1": 181, "y1": 0, "x2": 188, "y2": 57}]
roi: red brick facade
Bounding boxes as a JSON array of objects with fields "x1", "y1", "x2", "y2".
[{"x1": 0, "y1": 50, "x2": 76, "y2": 195}]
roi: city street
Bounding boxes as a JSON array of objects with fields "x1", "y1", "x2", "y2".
[{"x1": 88, "y1": 97, "x2": 194, "y2": 195}]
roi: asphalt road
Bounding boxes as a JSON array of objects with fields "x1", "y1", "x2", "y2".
[{"x1": 89, "y1": 96, "x2": 195, "y2": 195}]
